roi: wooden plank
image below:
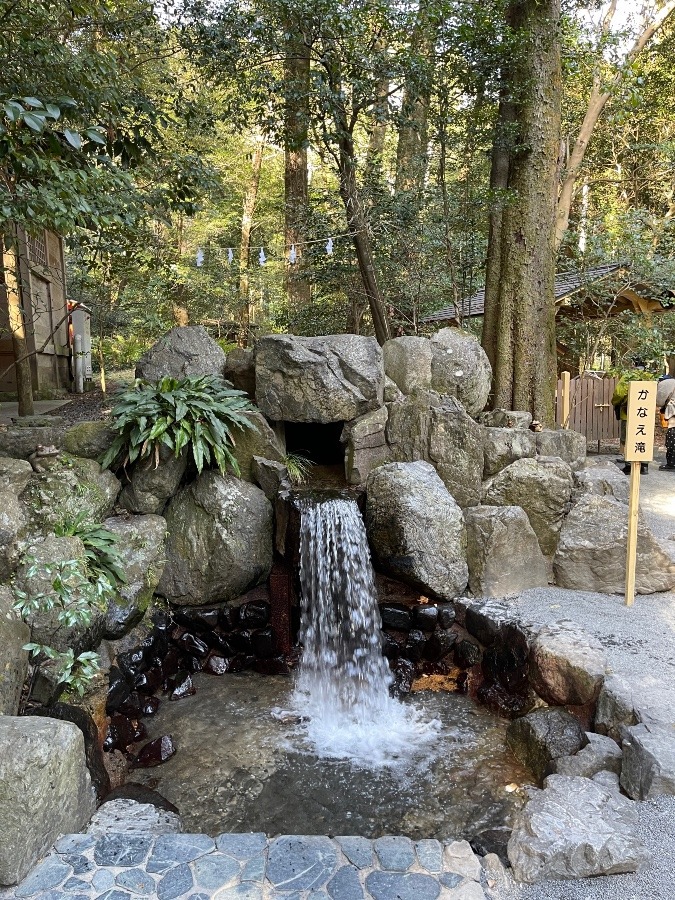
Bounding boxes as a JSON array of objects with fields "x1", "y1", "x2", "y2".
[
  {"x1": 561, "y1": 371, "x2": 571, "y2": 428},
  {"x1": 625, "y1": 462, "x2": 641, "y2": 606}
]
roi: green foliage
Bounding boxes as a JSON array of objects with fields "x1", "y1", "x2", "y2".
[
  {"x1": 101, "y1": 375, "x2": 257, "y2": 476},
  {"x1": 284, "y1": 453, "x2": 313, "y2": 485},
  {"x1": 55, "y1": 515, "x2": 128, "y2": 587}
]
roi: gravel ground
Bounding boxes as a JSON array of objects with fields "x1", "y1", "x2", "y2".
[{"x1": 56, "y1": 370, "x2": 135, "y2": 425}]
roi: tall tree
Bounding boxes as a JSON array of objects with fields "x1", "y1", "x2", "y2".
[
  {"x1": 238, "y1": 137, "x2": 266, "y2": 344},
  {"x1": 482, "y1": 0, "x2": 562, "y2": 421}
]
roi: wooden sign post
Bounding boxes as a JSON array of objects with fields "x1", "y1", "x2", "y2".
[{"x1": 623, "y1": 380, "x2": 657, "y2": 606}]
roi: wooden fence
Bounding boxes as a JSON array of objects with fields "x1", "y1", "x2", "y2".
[{"x1": 556, "y1": 373, "x2": 620, "y2": 450}]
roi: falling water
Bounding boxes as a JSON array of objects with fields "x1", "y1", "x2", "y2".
[{"x1": 291, "y1": 497, "x2": 440, "y2": 767}]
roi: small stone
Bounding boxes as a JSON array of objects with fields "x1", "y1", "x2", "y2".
[
  {"x1": 61, "y1": 854, "x2": 94, "y2": 875},
  {"x1": 212, "y1": 885, "x2": 263, "y2": 900},
  {"x1": 193, "y1": 853, "x2": 240, "y2": 890},
  {"x1": 412, "y1": 605, "x2": 438, "y2": 632},
  {"x1": 454, "y1": 640, "x2": 481, "y2": 669},
  {"x1": 157, "y1": 862, "x2": 193, "y2": 900},
  {"x1": 98, "y1": 891, "x2": 135, "y2": 900},
  {"x1": 439, "y1": 873, "x2": 463, "y2": 889},
  {"x1": 425, "y1": 628, "x2": 457, "y2": 662},
  {"x1": 147, "y1": 834, "x2": 215, "y2": 873},
  {"x1": 216, "y1": 833, "x2": 268, "y2": 859},
  {"x1": 94, "y1": 834, "x2": 152, "y2": 867},
  {"x1": 170, "y1": 671, "x2": 196, "y2": 701},
  {"x1": 92, "y1": 869, "x2": 116, "y2": 892},
  {"x1": 365, "y1": 871, "x2": 440, "y2": 900},
  {"x1": 374, "y1": 836, "x2": 415, "y2": 871},
  {"x1": 436, "y1": 603, "x2": 456, "y2": 628},
  {"x1": 405, "y1": 629, "x2": 427, "y2": 662},
  {"x1": 621, "y1": 723, "x2": 675, "y2": 800},
  {"x1": 241, "y1": 853, "x2": 265, "y2": 882},
  {"x1": 415, "y1": 839, "x2": 443, "y2": 873},
  {"x1": 379, "y1": 604, "x2": 412, "y2": 631},
  {"x1": 335, "y1": 837, "x2": 373, "y2": 868},
  {"x1": 55, "y1": 835, "x2": 95, "y2": 855},
  {"x1": 61, "y1": 875, "x2": 90, "y2": 893},
  {"x1": 14, "y1": 858, "x2": 72, "y2": 897},
  {"x1": 132, "y1": 735, "x2": 177, "y2": 768},
  {"x1": 550, "y1": 732, "x2": 622, "y2": 778},
  {"x1": 443, "y1": 840, "x2": 482, "y2": 881},
  {"x1": 327, "y1": 865, "x2": 365, "y2": 900},
  {"x1": 267, "y1": 836, "x2": 338, "y2": 891},
  {"x1": 115, "y1": 868, "x2": 156, "y2": 895}
]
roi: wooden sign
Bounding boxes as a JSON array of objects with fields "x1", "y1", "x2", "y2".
[
  {"x1": 624, "y1": 380, "x2": 657, "y2": 462},
  {"x1": 624, "y1": 380, "x2": 657, "y2": 606}
]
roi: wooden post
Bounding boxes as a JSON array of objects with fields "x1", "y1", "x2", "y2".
[
  {"x1": 624, "y1": 461, "x2": 641, "y2": 607},
  {"x1": 561, "y1": 370, "x2": 571, "y2": 428}
]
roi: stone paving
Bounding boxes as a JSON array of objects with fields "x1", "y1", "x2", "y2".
[{"x1": 0, "y1": 833, "x2": 489, "y2": 900}]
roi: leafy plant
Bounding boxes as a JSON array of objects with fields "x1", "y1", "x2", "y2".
[
  {"x1": 284, "y1": 453, "x2": 313, "y2": 485},
  {"x1": 55, "y1": 514, "x2": 128, "y2": 587},
  {"x1": 101, "y1": 375, "x2": 257, "y2": 476}
]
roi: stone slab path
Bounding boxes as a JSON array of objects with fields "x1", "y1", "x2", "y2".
[{"x1": 0, "y1": 833, "x2": 488, "y2": 900}]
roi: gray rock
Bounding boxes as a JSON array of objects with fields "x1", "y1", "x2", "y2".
[
  {"x1": 0, "y1": 457, "x2": 33, "y2": 493},
  {"x1": 507, "y1": 774, "x2": 647, "y2": 882},
  {"x1": 365, "y1": 871, "x2": 440, "y2": 900},
  {"x1": 595, "y1": 674, "x2": 674, "y2": 739},
  {"x1": 382, "y1": 336, "x2": 434, "y2": 394},
  {"x1": 0, "y1": 488, "x2": 27, "y2": 580},
  {"x1": 101, "y1": 515, "x2": 167, "y2": 638},
  {"x1": 429, "y1": 328, "x2": 492, "y2": 417},
  {"x1": 251, "y1": 457, "x2": 290, "y2": 501},
  {"x1": 464, "y1": 506, "x2": 548, "y2": 597},
  {"x1": 443, "y1": 840, "x2": 482, "y2": 881},
  {"x1": 86, "y1": 798, "x2": 181, "y2": 837},
  {"x1": 415, "y1": 840, "x2": 443, "y2": 874},
  {"x1": 0, "y1": 585, "x2": 30, "y2": 715},
  {"x1": 386, "y1": 391, "x2": 485, "y2": 508},
  {"x1": 94, "y1": 834, "x2": 153, "y2": 867},
  {"x1": 342, "y1": 406, "x2": 391, "y2": 486},
  {"x1": 136, "y1": 325, "x2": 226, "y2": 381},
  {"x1": 334, "y1": 837, "x2": 373, "y2": 869},
  {"x1": 12, "y1": 856, "x2": 71, "y2": 897},
  {"x1": 228, "y1": 411, "x2": 285, "y2": 482},
  {"x1": 20, "y1": 454, "x2": 120, "y2": 533},
  {"x1": 483, "y1": 428, "x2": 536, "y2": 477},
  {"x1": 62, "y1": 421, "x2": 117, "y2": 460},
  {"x1": 147, "y1": 834, "x2": 215, "y2": 873},
  {"x1": 621, "y1": 723, "x2": 675, "y2": 800},
  {"x1": 374, "y1": 836, "x2": 415, "y2": 871},
  {"x1": 0, "y1": 424, "x2": 64, "y2": 459},
  {"x1": 255, "y1": 334, "x2": 384, "y2": 423},
  {"x1": 573, "y1": 461, "x2": 629, "y2": 504},
  {"x1": 193, "y1": 853, "x2": 240, "y2": 890},
  {"x1": 482, "y1": 457, "x2": 573, "y2": 557},
  {"x1": 0, "y1": 716, "x2": 95, "y2": 885},
  {"x1": 158, "y1": 471, "x2": 273, "y2": 606},
  {"x1": 224, "y1": 347, "x2": 256, "y2": 399},
  {"x1": 216, "y1": 833, "x2": 267, "y2": 859},
  {"x1": 506, "y1": 707, "x2": 586, "y2": 781},
  {"x1": 267, "y1": 836, "x2": 338, "y2": 892},
  {"x1": 384, "y1": 376, "x2": 403, "y2": 403},
  {"x1": 366, "y1": 461, "x2": 468, "y2": 600},
  {"x1": 554, "y1": 494, "x2": 675, "y2": 594},
  {"x1": 592, "y1": 770, "x2": 621, "y2": 793},
  {"x1": 536, "y1": 428, "x2": 586, "y2": 470},
  {"x1": 157, "y1": 862, "x2": 193, "y2": 898},
  {"x1": 479, "y1": 409, "x2": 533, "y2": 429},
  {"x1": 115, "y1": 868, "x2": 156, "y2": 895},
  {"x1": 327, "y1": 865, "x2": 364, "y2": 900},
  {"x1": 118, "y1": 449, "x2": 188, "y2": 516},
  {"x1": 530, "y1": 621, "x2": 607, "y2": 706},
  {"x1": 551, "y1": 732, "x2": 622, "y2": 778}
]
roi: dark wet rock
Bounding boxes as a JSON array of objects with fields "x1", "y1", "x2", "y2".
[
  {"x1": 132, "y1": 735, "x2": 177, "y2": 768},
  {"x1": 374, "y1": 836, "x2": 415, "y2": 871},
  {"x1": 117, "y1": 648, "x2": 147, "y2": 683},
  {"x1": 267, "y1": 836, "x2": 338, "y2": 892},
  {"x1": 118, "y1": 693, "x2": 160, "y2": 718},
  {"x1": 170, "y1": 671, "x2": 196, "y2": 701},
  {"x1": 204, "y1": 654, "x2": 232, "y2": 675},
  {"x1": 470, "y1": 827, "x2": 512, "y2": 863},
  {"x1": 94, "y1": 834, "x2": 152, "y2": 867},
  {"x1": 454, "y1": 639, "x2": 481, "y2": 669},
  {"x1": 175, "y1": 607, "x2": 221, "y2": 631},
  {"x1": 327, "y1": 865, "x2": 365, "y2": 899},
  {"x1": 135, "y1": 667, "x2": 164, "y2": 696},
  {"x1": 218, "y1": 605, "x2": 239, "y2": 631},
  {"x1": 152, "y1": 609, "x2": 172, "y2": 632},
  {"x1": 507, "y1": 707, "x2": 586, "y2": 781},
  {"x1": 179, "y1": 632, "x2": 210, "y2": 658},
  {"x1": 477, "y1": 682, "x2": 534, "y2": 719},
  {"x1": 412, "y1": 605, "x2": 438, "y2": 632},
  {"x1": 464, "y1": 605, "x2": 501, "y2": 646},
  {"x1": 253, "y1": 656, "x2": 292, "y2": 676},
  {"x1": 106, "y1": 666, "x2": 132, "y2": 714},
  {"x1": 379, "y1": 604, "x2": 412, "y2": 631},
  {"x1": 252, "y1": 626, "x2": 276, "y2": 658},
  {"x1": 436, "y1": 603, "x2": 456, "y2": 629},
  {"x1": 162, "y1": 648, "x2": 181, "y2": 679},
  {"x1": 381, "y1": 633, "x2": 400, "y2": 659},
  {"x1": 142, "y1": 696, "x2": 161, "y2": 715},
  {"x1": 404, "y1": 629, "x2": 427, "y2": 661},
  {"x1": 184, "y1": 655, "x2": 205, "y2": 673},
  {"x1": 621, "y1": 723, "x2": 675, "y2": 800},
  {"x1": 391, "y1": 658, "x2": 416, "y2": 697},
  {"x1": 103, "y1": 783, "x2": 179, "y2": 814},
  {"x1": 481, "y1": 624, "x2": 529, "y2": 693},
  {"x1": 104, "y1": 714, "x2": 145, "y2": 753},
  {"x1": 239, "y1": 600, "x2": 271, "y2": 628},
  {"x1": 425, "y1": 628, "x2": 457, "y2": 662},
  {"x1": 230, "y1": 629, "x2": 254, "y2": 654},
  {"x1": 204, "y1": 630, "x2": 234, "y2": 654},
  {"x1": 365, "y1": 871, "x2": 440, "y2": 900}
]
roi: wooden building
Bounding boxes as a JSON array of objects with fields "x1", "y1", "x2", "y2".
[{"x1": 0, "y1": 226, "x2": 71, "y2": 395}]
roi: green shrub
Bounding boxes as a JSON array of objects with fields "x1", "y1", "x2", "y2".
[
  {"x1": 284, "y1": 452, "x2": 313, "y2": 485},
  {"x1": 101, "y1": 374, "x2": 257, "y2": 476},
  {"x1": 55, "y1": 514, "x2": 128, "y2": 587}
]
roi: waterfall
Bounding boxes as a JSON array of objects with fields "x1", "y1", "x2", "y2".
[{"x1": 292, "y1": 497, "x2": 439, "y2": 767}]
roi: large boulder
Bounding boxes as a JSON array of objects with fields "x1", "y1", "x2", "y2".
[
  {"x1": 536, "y1": 428, "x2": 586, "y2": 470},
  {"x1": 530, "y1": 621, "x2": 607, "y2": 707},
  {"x1": 621, "y1": 723, "x2": 675, "y2": 800},
  {"x1": 550, "y1": 732, "x2": 623, "y2": 778},
  {"x1": 382, "y1": 336, "x2": 433, "y2": 395},
  {"x1": 135, "y1": 325, "x2": 226, "y2": 381},
  {"x1": 554, "y1": 494, "x2": 675, "y2": 594},
  {"x1": 118, "y1": 449, "x2": 188, "y2": 515},
  {"x1": 342, "y1": 406, "x2": 391, "y2": 486},
  {"x1": 483, "y1": 428, "x2": 536, "y2": 478},
  {"x1": 0, "y1": 585, "x2": 30, "y2": 716},
  {"x1": 573, "y1": 460, "x2": 630, "y2": 504},
  {"x1": 0, "y1": 457, "x2": 33, "y2": 493},
  {"x1": 595, "y1": 674, "x2": 675, "y2": 740},
  {"x1": 0, "y1": 716, "x2": 96, "y2": 885},
  {"x1": 20, "y1": 454, "x2": 120, "y2": 533},
  {"x1": 482, "y1": 457, "x2": 573, "y2": 557},
  {"x1": 386, "y1": 391, "x2": 485, "y2": 508},
  {"x1": 365, "y1": 461, "x2": 468, "y2": 600},
  {"x1": 429, "y1": 328, "x2": 492, "y2": 417},
  {"x1": 102, "y1": 515, "x2": 167, "y2": 638},
  {"x1": 251, "y1": 457, "x2": 290, "y2": 501},
  {"x1": 223, "y1": 347, "x2": 256, "y2": 399},
  {"x1": 506, "y1": 707, "x2": 586, "y2": 781},
  {"x1": 158, "y1": 471, "x2": 273, "y2": 606},
  {"x1": 464, "y1": 506, "x2": 548, "y2": 597},
  {"x1": 255, "y1": 333, "x2": 384, "y2": 423},
  {"x1": 0, "y1": 489, "x2": 27, "y2": 580},
  {"x1": 61, "y1": 420, "x2": 117, "y2": 460},
  {"x1": 0, "y1": 423, "x2": 65, "y2": 459},
  {"x1": 507, "y1": 774, "x2": 647, "y2": 883},
  {"x1": 228, "y1": 410, "x2": 285, "y2": 482}
]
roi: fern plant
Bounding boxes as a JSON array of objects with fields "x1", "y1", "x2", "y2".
[
  {"x1": 55, "y1": 514, "x2": 127, "y2": 587},
  {"x1": 284, "y1": 453, "x2": 313, "y2": 485},
  {"x1": 101, "y1": 375, "x2": 256, "y2": 476}
]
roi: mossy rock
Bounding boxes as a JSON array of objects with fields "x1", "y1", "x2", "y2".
[{"x1": 62, "y1": 421, "x2": 118, "y2": 461}]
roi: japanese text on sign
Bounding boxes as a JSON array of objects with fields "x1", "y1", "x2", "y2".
[{"x1": 624, "y1": 381, "x2": 657, "y2": 462}]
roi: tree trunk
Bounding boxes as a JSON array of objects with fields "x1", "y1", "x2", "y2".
[
  {"x1": 481, "y1": 0, "x2": 561, "y2": 423},
  {"x1": 2, "y1": 231, "x2": 34, "y2": 416},
  {"x1": 238, "y1": 138, "x2": 265, "y2": 346},
  {"x1": 284, "y1": 24, "x2": 311, "y2": 309}
]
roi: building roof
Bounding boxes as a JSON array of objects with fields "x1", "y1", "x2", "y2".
[{"x1": 422, "y1": 262, "x2": 628, "y2": 324}]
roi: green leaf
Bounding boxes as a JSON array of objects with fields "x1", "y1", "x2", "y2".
[
  {"x1": 64, "y1": 129, "x2": 82, "y2": 149},
  {"x1": 23, "y1": 112, "x2": 46, "y2": 132},
  {"x1": 22, "y1": 97, "x2": 44, "y2": 108}
]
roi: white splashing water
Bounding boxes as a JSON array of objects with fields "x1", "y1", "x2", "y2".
[{"x1": 291, "y1": 497, "x2": 440, "y2": 767}]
